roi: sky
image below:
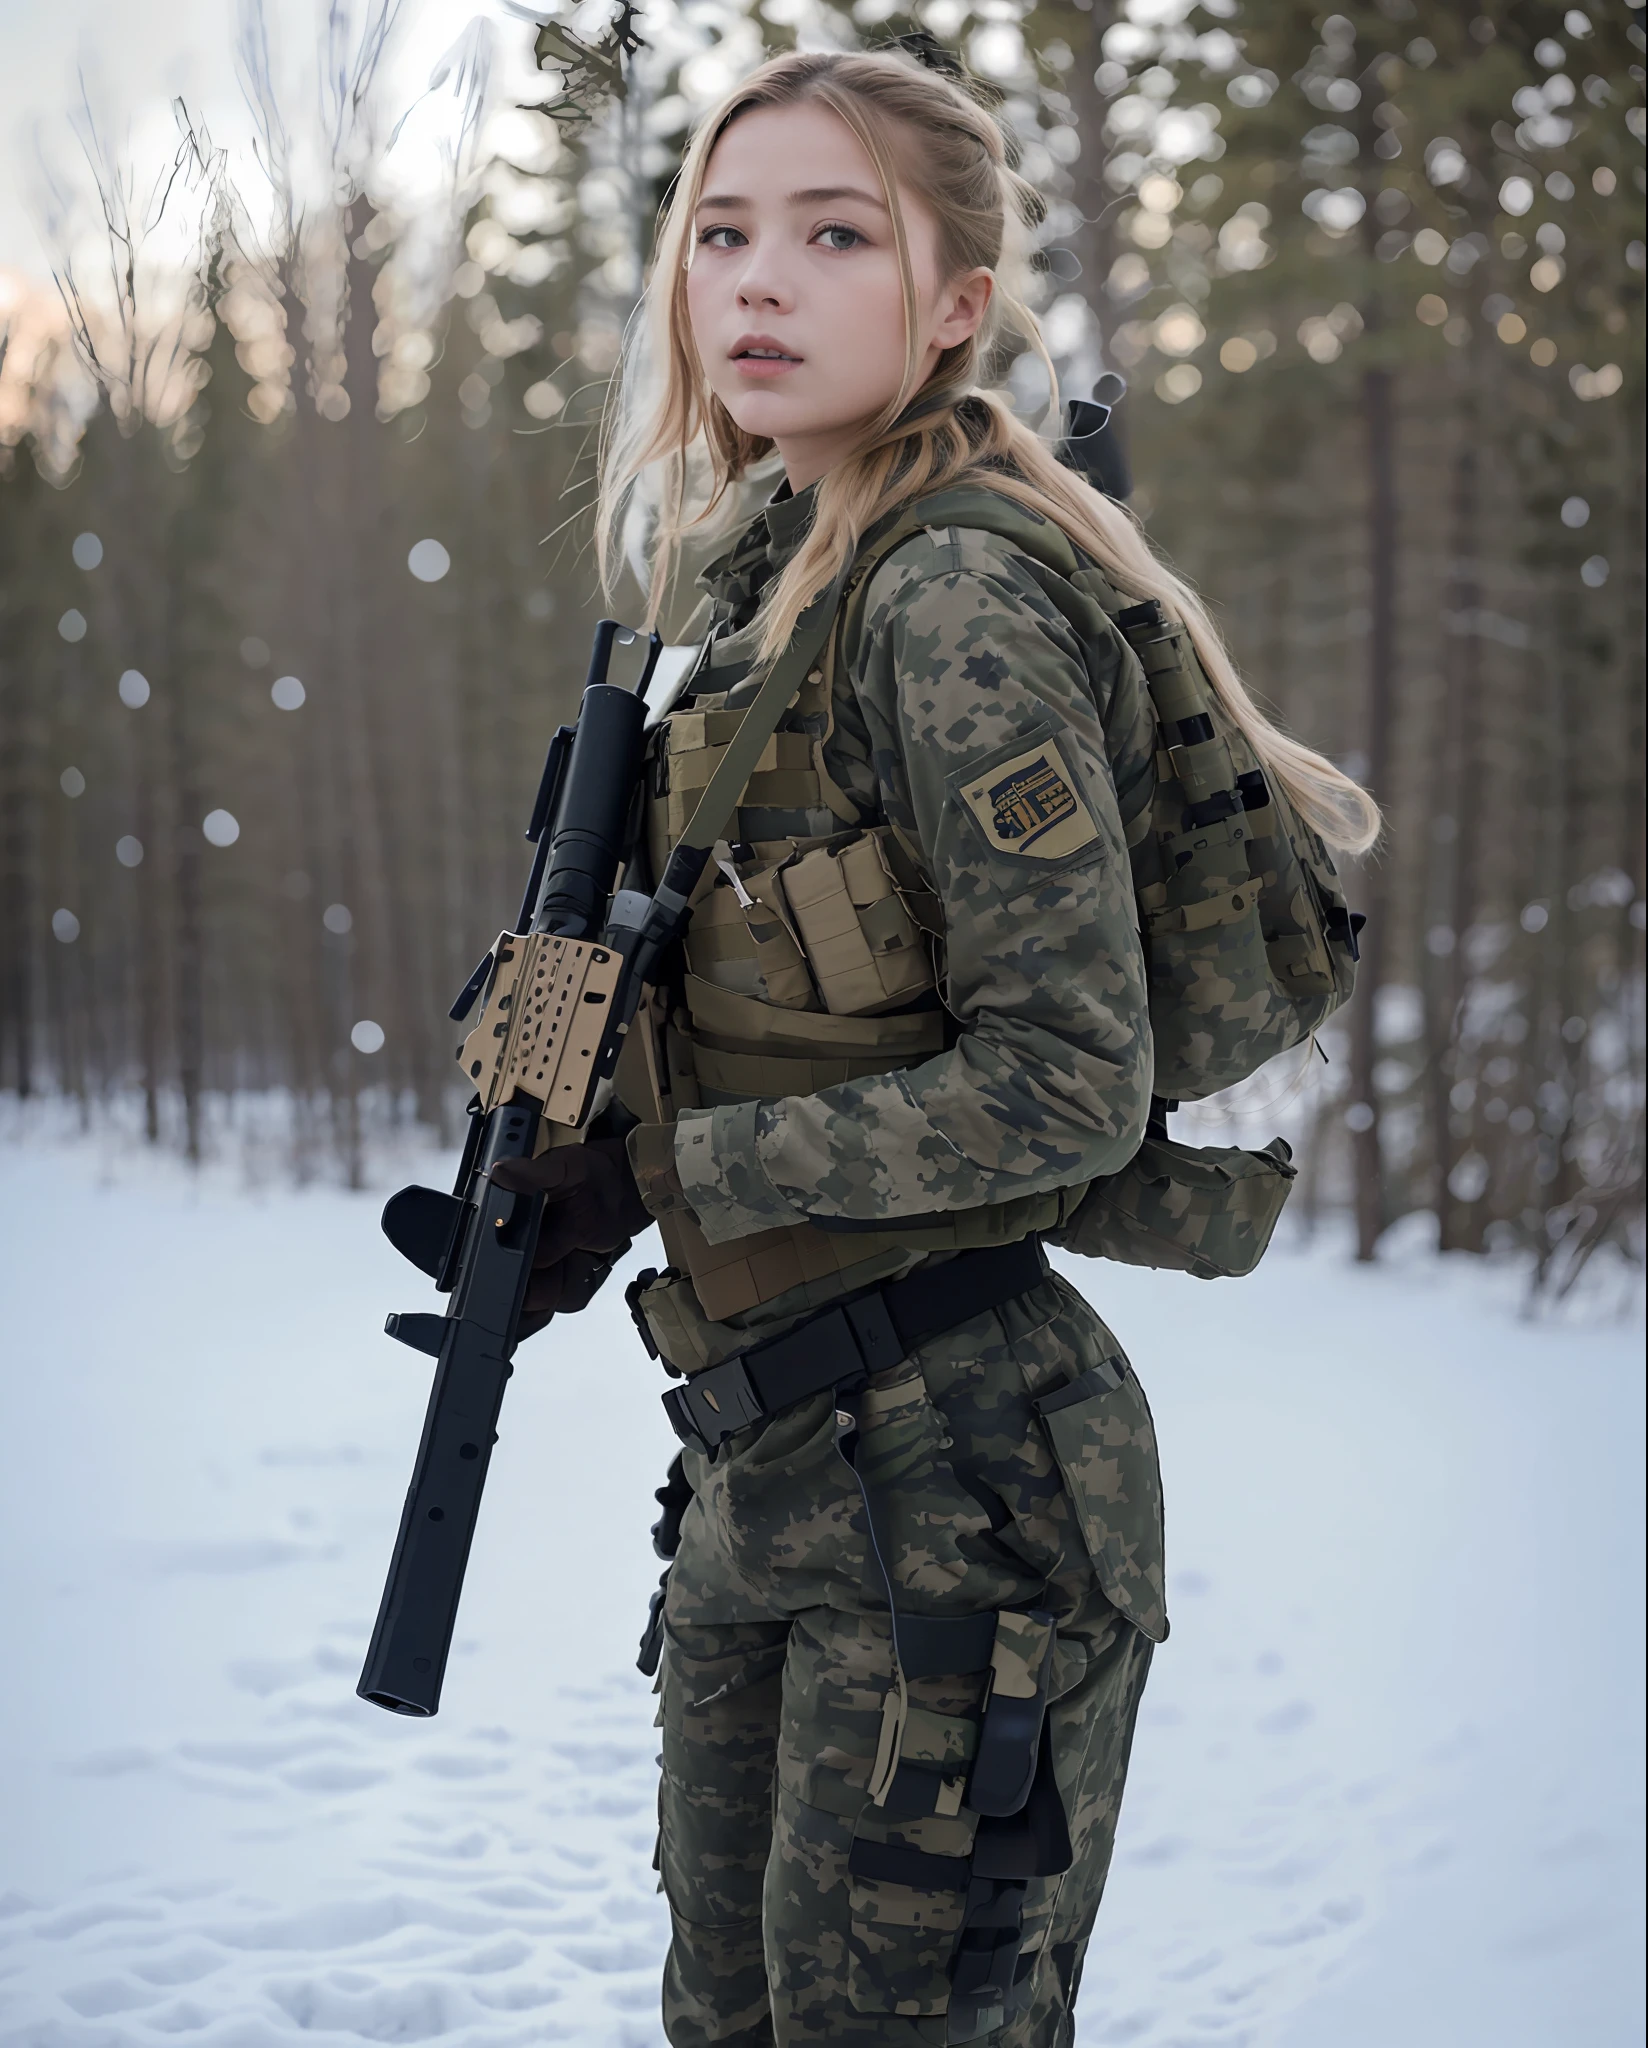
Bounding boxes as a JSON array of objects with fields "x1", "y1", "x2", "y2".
[{"x1": 0, "y1": 0, "x2": 544, "y2": 285}]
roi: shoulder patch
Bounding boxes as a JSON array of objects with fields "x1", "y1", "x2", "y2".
[{"x1": 959, "y1": 740, "x2": 1102, "y2": 863}]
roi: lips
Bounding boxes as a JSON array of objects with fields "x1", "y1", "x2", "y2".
[{"x1": 730, "y1": 333, "x2": 801, "y2": 363}]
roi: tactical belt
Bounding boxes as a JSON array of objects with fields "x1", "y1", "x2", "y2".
[{"x1": 654, "y1": 1236, "x2": 1048, "y2": 1456}]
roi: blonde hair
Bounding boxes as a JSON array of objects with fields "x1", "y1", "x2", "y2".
[{"x1": 598, "y1": 48, "x2": 1380, "y2": 854}]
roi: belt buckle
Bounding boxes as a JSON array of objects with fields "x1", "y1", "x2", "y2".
[{"x1": 661, "y1": 1354, "x2": 763, "y2": 1454}]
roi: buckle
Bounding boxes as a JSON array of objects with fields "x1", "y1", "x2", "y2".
[
  {"x1": 841, "y1": 1290, "x2": 903, "y2": 1375},
  {"x1": 660, "y1": 1354, "x2": 764, "y2": 1453},
  {"x1": 660, "y1": 1386, "x2": 708, "y2": 1454},
  {"x1": 624, "y1": 1268, "x2": 661, "y2": 1360}
]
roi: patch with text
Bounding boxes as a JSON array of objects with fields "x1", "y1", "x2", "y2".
[{"x1": 959, "y1": 740, "x2": 1102, "y2": 863}]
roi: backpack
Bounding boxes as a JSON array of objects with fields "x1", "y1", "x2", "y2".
[{"x1": 830, "y1": 488, "x2": 1365, "y2": 1277}]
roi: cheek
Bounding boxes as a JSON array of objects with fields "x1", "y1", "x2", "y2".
[{"x1": 820, "y1": 260, "x2": 908, "y2": 366}]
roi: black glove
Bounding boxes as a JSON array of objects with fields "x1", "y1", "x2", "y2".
[{"x1": 490, "y1": 1137, "x2": 655, "y2": 1335}]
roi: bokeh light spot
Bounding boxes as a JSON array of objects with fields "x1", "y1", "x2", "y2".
[
  {"x1": 52, "y1": 908, "x2": 80, "y2": 944},
  {"x1": 271, "y1": 675, "x2": 307, "y2": 710},
  {"x1": 408, "y1": 538, "x2": 451, "y2": 582},
  {"x1": 202, "y1": 809, "x2": 240, "y2": 847},
  {"x1": 58, "y1": 609, "x2": 87, "y2": 643},
  {"x1": 241, "y1": 636, "x2": 271, "y2": 667},
  {"x1": 351, "y1": 1020, "x2": 385, "y2": 1055},
  {"x1": 60, "y1": 767, "x2": 86, "y2": 798},
  {"x1": 323, "y1": 903, "x2": 353, "y2": 934},
  {"x1": 118, "y1": 670, "x2": 151, "y2": 709},
  {"x1": 1156, "y1": 363, "x2": 1202, "y2": 403},
  {"x1": 116, "y1": 836, "x2": 144, "y2": 868},
  {"x1": 72, "y1": 533, "x2": 104, "y2": 570}
]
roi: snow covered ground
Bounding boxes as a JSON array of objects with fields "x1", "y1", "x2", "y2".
[{"x1": 0, "y1": 1121, "x2": 1642, "y2": 2048}]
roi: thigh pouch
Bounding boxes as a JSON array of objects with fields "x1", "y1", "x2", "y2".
[{"x1": 843, "y1": 1602, "x2": 1074, "y2": 2040}]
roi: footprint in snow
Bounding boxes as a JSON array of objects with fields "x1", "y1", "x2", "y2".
[
  {"x1": 472, "y1": 1979, "x2": 566, "y2": 2010},
  {"x1": 1121, "y1": 1835, "x2": 1192, "y2": 1868},
  {"x1": 1087, "y1": 2009, "x2": 1157, "y2": 2043},
  {"x1": 605, "y1": 1977, "x2": 664, "y2": 2011},
  {"x1": 1159, "y1": 1948, "x2": 1222, "y2": 1982},
  {"x1": 280, "y1": 1761, "x2": 390, "y2": 1795},
  {"x1": 128, "y1": 1945, "x2": 228, "y2": 1987},
  {"x1": 1255, "y1": 1701, "x2": 1314, "y2": 1737},
  {"x1": 266, "y1": 1974, "x2": 472, "y2": 2037},
  {"x1": 34, "y1": 1903, "x2": 167, "y2": 1941},
  {"x1": 449, "y1": 1937, "x2": 533, "y2": 1974},
  {"x1": 61, "y1": 1975, "x2": 164, "y2": 2018},
  {"x1": 177, "y1": 1738, "x2": 339, "y2": 1772},
  {"x1": 557, "y1": 1937, "x2": 661, "y2": 1975}
]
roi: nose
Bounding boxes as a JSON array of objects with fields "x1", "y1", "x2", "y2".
[{"x1": 734, "y1": 247, "x2": 793, "y2": 314}]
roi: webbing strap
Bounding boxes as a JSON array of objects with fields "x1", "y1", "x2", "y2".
[
  {"x1": 845, "y1": 1731, "x2": 1073, "y2": 1895},
  {"x1": 673, "y1": 579, "x2": 846, "y2": 857}
]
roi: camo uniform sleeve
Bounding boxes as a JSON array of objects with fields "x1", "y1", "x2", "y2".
[{"x1": 674, "y1": 526, "x2": 1152, "y2": 1243}]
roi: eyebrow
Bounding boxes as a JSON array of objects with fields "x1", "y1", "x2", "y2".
[{"x1": 694, "y1": 184, "x2": 888, "y2": 213}]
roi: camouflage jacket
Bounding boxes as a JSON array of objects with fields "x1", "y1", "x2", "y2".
[{"x1": 663, "y1": 483, "x2": 1157, "y2": 1245}]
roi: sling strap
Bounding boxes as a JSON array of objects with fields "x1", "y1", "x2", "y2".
[{"x1": 672, "y1": 576, "x2": 847, "y2": 859}]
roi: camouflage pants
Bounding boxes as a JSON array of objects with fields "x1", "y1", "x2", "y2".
[{"x1": 653, "y1": 1267, "x2": 1167, "y2": 2046}]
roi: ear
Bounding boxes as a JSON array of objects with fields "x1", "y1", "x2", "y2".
[{"x1": 931, "y1": 266, "x2": 994, "y2": 351}]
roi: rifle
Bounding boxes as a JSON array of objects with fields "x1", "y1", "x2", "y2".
[{"x1": 359, "y1": 619, "x2": 670, "y2": 1716}]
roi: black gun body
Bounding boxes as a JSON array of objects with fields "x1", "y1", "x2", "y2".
[
  {"x1": 360, "y1": 621, "x2": 662, "y2": 1719},
  {"x1": 531, "y1": 680, "x2": 648, "y2": 935},
  {"x1": 359, "y1": 1100, "x2": 545, "y2": 1715}
]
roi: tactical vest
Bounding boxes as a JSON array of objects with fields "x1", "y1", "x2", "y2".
[
  {"x1": 629, "y1": 486, "x2": 1359, "y2": 1335},
  {"x1": 633, "y1": 634, "x2": 1081, "y2": 1333}
]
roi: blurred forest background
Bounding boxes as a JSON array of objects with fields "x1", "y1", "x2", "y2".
[{"x1": 0, "y1": 0, "x2": 1642, "y2": 1288}]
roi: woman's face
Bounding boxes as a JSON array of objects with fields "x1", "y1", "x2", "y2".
[{"x1": 685, "y1": 100, "x2": 992, "y2": 492}]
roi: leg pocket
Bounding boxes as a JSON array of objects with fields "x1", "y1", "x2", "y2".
[{"x1": 1033, "y1": 1365, "x2": 1169, "y2": 1643}]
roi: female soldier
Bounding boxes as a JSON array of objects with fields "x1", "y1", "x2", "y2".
[{"x1": 497, "y1": 44, "x2": 1378, "y2": 2048}]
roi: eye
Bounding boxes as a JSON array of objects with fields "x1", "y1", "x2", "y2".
[
  {"x1": 698, "y1": 225, "x2": 747, "y2": 249},
  {"x1": 814, "y1": 223, "x2": 866, "y2": 252}
]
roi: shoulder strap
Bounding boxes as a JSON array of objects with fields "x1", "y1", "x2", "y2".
[{"x1": 672, "y1": 575, "x2": 846, "y2": 857}]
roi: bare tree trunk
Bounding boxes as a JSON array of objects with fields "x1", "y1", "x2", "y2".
[
  {"x1": 1063, "y1": 0, "x2": 1126, "y2": 437},
  {"x1": 1351, "y1": 362, "x2": 1398, "y2": 1261},
  {"x1": 157, "y1": 486, "x2": 206, "y2": 1167},
  {"x1": 1438, "y1": 432, "x2": 1487, "y2": 1250},
  {"x1": 0, "y1": 624, "x2": 38, "y2": 1098}
]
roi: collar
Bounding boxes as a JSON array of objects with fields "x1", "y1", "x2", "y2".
[{"x1": 699, "y1": 478, "x2": 819, "y2": 613}]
